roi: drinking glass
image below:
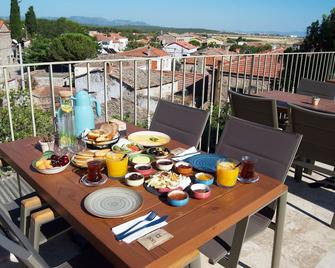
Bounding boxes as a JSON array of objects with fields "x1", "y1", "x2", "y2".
[
  {"x1": 216, "y1": 159, "x2": 239, "y2": 187},
  {"x1": 87, "y1": 160, "x2": 102, "y2": 182},
  {"x1": 239, "y1": 156, "x2": 257, "y2": 179},
  {"x1": 106, "y1": 152, "x2": 128, "y2": 178}
]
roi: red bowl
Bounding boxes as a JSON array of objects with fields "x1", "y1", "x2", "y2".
[
  {"x1": 190, "y1": 184, "x2": 211, "y2": 199},
  {"x1": 134, "y1": 164, "x2": 155, "y2": 177}
]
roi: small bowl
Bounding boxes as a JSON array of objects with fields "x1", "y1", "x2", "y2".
[
  {"x1": 146, "y1": 147, "x2": 170, "y2": 159},
  {"x1": 195, "y1": 172, "x2": 214, "y2": 185},
  {"x1": 191, "y1": 184, "x2": 211, "y2": 199},
  {"x1": 125, "y1": 172, "x2": 145, "y2": 187},
  {"x1": 134, "y1": 164, "x2": 155, "y2": 177},
  {"x1": 156, "y1": 159, "x2": 174, "y2": 171},
  {"x1": 175, "y1": 162, "x2": 193, "y2": 175},
  {"x1": 129, "y1": 154, "x2": 154, "y2": 165},
  {"x1": 167, "y1": 190, "x2": 189, "y2": 207}
]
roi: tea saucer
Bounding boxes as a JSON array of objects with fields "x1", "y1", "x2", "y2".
[
  {"x1": 238, "y1": 175, "x2": 259, "y2": 184},
  {"x1": 80, "y1": 174, "x2": 108, "y2": 187}
]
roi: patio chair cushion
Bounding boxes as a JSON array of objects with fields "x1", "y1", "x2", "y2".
[{"x1": 150, "y1": 99, "x2": 209, "y2": 147}]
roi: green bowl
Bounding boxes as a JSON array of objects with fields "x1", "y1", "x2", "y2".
[{"x1": 128, "y1": 154, "x2": 154, "y2": 165}]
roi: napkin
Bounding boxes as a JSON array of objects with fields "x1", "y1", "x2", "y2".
[
  {"x1": 112, "y1": 213, "x2": 168, "y2": 244},
  {"x1": 171, "y1": 146, "x2": 200, "y2": 161}
]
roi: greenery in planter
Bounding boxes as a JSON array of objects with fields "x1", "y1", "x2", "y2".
[{"x1": 0, "y1": 89, "x2": 53, "y2": 142}]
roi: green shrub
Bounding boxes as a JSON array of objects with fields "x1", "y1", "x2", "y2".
[{"x1": 0, "y1": 89, "x2": 53, "y2": 142}]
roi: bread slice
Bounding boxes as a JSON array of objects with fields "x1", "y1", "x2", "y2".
[
  {"x1": 87, "y1": 131, "x2": 100, "y2": 140},
  {"x1": 94, "y1": 150, "x2": 109, "y2": 157},
  {"x1": 76, "y1": 151, "x2": 95, "y2": 157}
]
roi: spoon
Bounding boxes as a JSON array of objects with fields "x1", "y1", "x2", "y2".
[
  {"x1": 115, "y1": 211, "x2": 157, "y2": 239},
  {"x1": 234, "y1": 162, "x2": 242, "y2": 169}
]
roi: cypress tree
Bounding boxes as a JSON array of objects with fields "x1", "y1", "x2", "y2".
[
  {"x1": 25, "y1": 6, "x2": 37, "y2": 36},
  {"x1": 9, "y1": 0, "x2": 22, "y2": 41}
]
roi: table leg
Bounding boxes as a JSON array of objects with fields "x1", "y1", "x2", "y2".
[
  {"x1": 219, "y1": 216, "x2": 249, "y2": 268},
  {"x1": 16, "y1": 173, "x2": 22, "y2": 198},
  {"x1": 330, "y1": 213, "x2": 335, "y2": 229},
  {"x1": 271, "y1": 191, "x2": 287, "y2": 268}
]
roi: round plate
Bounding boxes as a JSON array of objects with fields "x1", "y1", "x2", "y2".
[
  {"x1": 80, "y1": 174, "x2": 108, "y2": 187},
  {"x1": 238, "y1": 175, "x2": 260, "y2": 184},
  {"x1": 128, "y1": 131, "x2": 170, "y2": 147},
  {"x1": 83, "y1": 132, "x2": 120, "y2": 148},
  {"x1": 84, "y1": 187, "x2": 143, "y2": 218},
  {"x1": 185, "y1": 154, "x2": 225, "y2": 173}
]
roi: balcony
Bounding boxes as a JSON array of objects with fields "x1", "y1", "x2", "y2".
[{"x1": 0, "y1": 51, "x2": 334, "y2": 267}]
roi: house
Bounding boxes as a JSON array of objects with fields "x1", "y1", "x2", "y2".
[
  {"x1": 163, "y1": 41, "x2": 197, "y2": 57},
  {"x1": 0, "y1": 20, "x2": 15, "y2": 83},
  {"x1": 206, "y1": 37, "x2": 224, "y2": 46},
  {"x1": 157, "y1": 32, "x2": 194, "y2": 45},
  {"x1": 94, "y1": 32, "x2": 128, "y2": 53},
  {"x1": 121, "y1": 46, "x2": 172, "y2": 71}
]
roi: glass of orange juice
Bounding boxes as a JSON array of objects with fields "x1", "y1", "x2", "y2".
[
  {"x1": 216, "y1": 159, "x2": 239, "y2": 187},
  {"x1": 106, "y1": 152, "x2": 128, "y2": 178}
]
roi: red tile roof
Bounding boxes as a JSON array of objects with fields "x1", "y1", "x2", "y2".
[
  {"x1": 168, "y1": 41, "x2": 197, "y2": 50},
  {"x1": 121, "y1": 46, "x2": 168, "y2": 57},
  {"x1": 0, "y1": 20, "x2": 10, "y2": 32}
]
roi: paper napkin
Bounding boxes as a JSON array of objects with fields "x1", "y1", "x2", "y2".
[
  {"x1": 112, "y1": 213, "x2": 168, "y2": 244},
  {"x1": 171, "y1": 146, "x2": 200, "y2": 161}
]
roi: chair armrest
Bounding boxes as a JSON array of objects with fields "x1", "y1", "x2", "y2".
[
  {"x1": 20, "y1": 196, "x2": 44, "y2": 235},
  {"x1": 29, "y1": 208, "x2": 55, "y2": 251}
]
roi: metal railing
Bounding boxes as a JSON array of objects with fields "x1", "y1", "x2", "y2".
[{"x1": 1, "y1": 51, "x2": 335, "y2": 152}]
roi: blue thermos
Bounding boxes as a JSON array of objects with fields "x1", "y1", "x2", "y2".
[{"x1": 72, "y1": 90, "x2": 101, "y2": 136}]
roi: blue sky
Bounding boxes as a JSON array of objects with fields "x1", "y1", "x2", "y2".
[{"x1": 1, "y1": 0, "x2": 335, "y2": 33}]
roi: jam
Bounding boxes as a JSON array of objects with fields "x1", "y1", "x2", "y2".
[
  {"x1": 137, "y1": 165, "x2": 151, "y2": 170},
  {"x1": 159, "y1": 161, "x2": 173, "y2": 165},
  {"x1": 169, "y1": 193, "x2": 187, "y2": 200},
  {"x1": 129, "y1": 174, "x2": 143, "y2": 180},
  {"x1": 194, "y1": 189, "x2": 208, "y2": 193}
]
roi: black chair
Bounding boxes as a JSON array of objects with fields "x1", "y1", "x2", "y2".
[
  {"x1": 150, "y1": 100, "x2": 209, "y2": 147},
  {"x1": 297, "y1": 78, "x2": 335, "y2": 100},
  {"x1": 289, "y1": 104, "x2": 335, "y2": 228},
  {"x1": 228, "y1": 89, "x2": 279, "y2": 128},
  {"x1": 0, "y1": 203, "x2": 111, "y2": 268},
  {"x1": 200, "y1": 117, "x2": 302, "y2": 266}
]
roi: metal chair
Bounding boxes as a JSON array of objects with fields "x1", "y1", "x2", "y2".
[
  {"x1": 149, "y1": 99, "x2": 209, "y2": 147},
  {"x1": 228, "y1": 89, "x2": 279, "y2": 128},
  {"x1": 199, "y1": 117, "x2": 302, "y2": 266},
  {"x1": 289, "y1": 104, "x2": 335, "y2": 229},
  {"x1": 297, "y1": 78, "x2": 335, "y2": 100},
  {"x1": 0, "y1": 203, "x2": 111, "y2": 268}
]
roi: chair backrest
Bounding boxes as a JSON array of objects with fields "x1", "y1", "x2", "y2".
[
  {"x1": 149, "y1": 100, "x2": 209, "y2": 147},
  {"x1": 216, "y1": 116, "x2": 302, "y2": 183},
  {"x1": 228, "y1": 89, "x2": 279, "y2": 128},
  {"x1": 0, "y1": 203, "x2": 49, "y2": 268},
  {"x1": 297, "y1": 78, "x2": 335, "y2": 100},
  {"x1": 289, "y1": 104, "x2": 335, "y2": 165}
]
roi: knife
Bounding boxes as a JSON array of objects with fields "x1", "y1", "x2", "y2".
[{"x1": 115, "y1": 215, "x2": 168, "y2": 241}]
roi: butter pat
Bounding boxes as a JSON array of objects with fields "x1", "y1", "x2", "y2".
[{"x1": 109, "y1": 119, "x2": 127, "y2": 132}]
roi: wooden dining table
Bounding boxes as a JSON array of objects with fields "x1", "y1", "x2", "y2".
[
  {"x1": 0, "y1": 123, "x2": 288, "y2": 268},
  {"x1": 256, "y1": 90, "x2": 335, "y2": 113}
]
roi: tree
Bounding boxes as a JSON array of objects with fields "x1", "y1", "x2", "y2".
[
  {"x1": 189, "y1": 40, "x2": 201, "y2": 47},
  {"x1": 25, "y1": 6, "x2": 37, "y2": 37},
  {"x1": 125, "y1": 40, "x2": 142, "y2": 51},
  {"x1": 9, "y1": 0, "x2": 22, "y2": 41},
  {"x1": 24, "y1": 36, "x2": 52, "y2": 63},
  {"x1": 49, "y1": 33, "x2": 97, "y2": 61},
  {"x1": 36, "y1": 18, "x2": 86, "y2": 38}
]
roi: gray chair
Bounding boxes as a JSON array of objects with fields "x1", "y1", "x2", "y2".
[
  {"x1": 0, "y1": 203, "x2": 111, "y2": 268},
  {"x1": 297, "y1": 78, "x2": 335, "y2": 100},
  {"x1": 289, "y1": 104, "x2": 335, "y2": 228},
  {"x1": 149, "y1": 99, "x2": 209, "y2": 147},
  {"x1": 200, "y1": 117, "x2": 302, "y2": 266},
  {"x1": 228, "y1": 89, "x2": 279, "y2": 128}
]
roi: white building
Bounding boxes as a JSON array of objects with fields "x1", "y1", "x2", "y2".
[
  {"x1": 163, "y1": 41, "x2": 197, "y2": 57},
  {"x1": 95, "y1": 33, "x2": 128, "y2": 53}
]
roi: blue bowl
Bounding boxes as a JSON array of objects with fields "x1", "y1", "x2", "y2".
[
  {"x1": 167, "y1": 190, "x2": 189, "y2": 207},
  {"x1": 194, "y1": 172, "x2": 214, "y2": 185}
]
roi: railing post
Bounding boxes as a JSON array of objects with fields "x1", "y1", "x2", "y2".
[
  {"x1": 49, "y1": 64, "x2": 56, "y2": 117},
  {"x1": 147, "y1": 60, "x2": 151, "y2": 129},
  {"x1": 103, "y1": 62, "x2": 108, "y2": 122},
  {"x1": 4, "y1": 68, "x2": 15, "y2": 141},
  {"x1": 119, "y1": 61, "x2": 123, "y2": 120},
  {"x1": 27, "y1": 67, "x2": 36, "y2": 137},
  {"x1": 134, "y1": 61, "x2": 138, "y2": 125}
]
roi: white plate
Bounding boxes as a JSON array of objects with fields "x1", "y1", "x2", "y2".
[
  {"x1": 33, "y1": 159, "x2": 72, "y2": 175},
  {"x1": 128, "y1": 131, "x2": 170, "y2": 147},
  {"x1": 84, "y1": 187, "x2": 143, "y2": 218},
  {"x1": 83, "y1": 132, "x2": 120, "y2": 148}
]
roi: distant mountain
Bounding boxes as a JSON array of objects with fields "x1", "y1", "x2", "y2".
[{"x1": 68, "y1": 16, "x2": 148, "y2": 26}]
